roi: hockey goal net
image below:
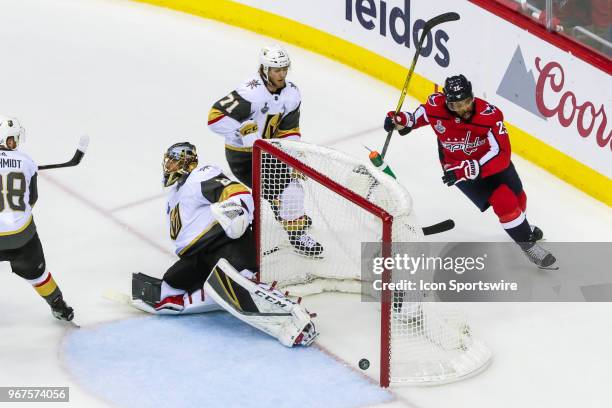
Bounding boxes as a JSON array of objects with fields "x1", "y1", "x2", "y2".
[{"x1": 253, "y1": 139, "x2": 491, "y2": 387}]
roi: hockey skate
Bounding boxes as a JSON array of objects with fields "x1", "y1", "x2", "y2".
[
  {"x1": 50, "y1": 295, "x2": 74, "y2": 322},
  {"x1": 288, "y1": 231, "x2": 324, "y2": 258},
  {"x1": 520, "y1": 241, "x2": 558, "y2": 270},
  {"x1": 530, "y1": 225, "x2": 544, "y2": 241}
]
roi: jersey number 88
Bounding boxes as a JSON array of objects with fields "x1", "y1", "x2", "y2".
[{"x1": 0, "y1": 172, "x2": 27, "y2": 212}]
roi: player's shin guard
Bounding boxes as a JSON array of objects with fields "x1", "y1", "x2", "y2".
[
  {"x1": 204, "y1": 258, "x2": 319, "y2": 347},
  {"x1": 489, "y1": 185, "x2": 531, "y2": 243},
  {"x1": 26, "y1": 269, "x2": 74, "y2": 321},
  {"x1": 517, "y1": 190, "x2": 527, "y2": 213}
]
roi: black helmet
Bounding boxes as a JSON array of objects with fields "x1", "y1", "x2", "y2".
[
  {"x1": 162, "y1": 142, "x2": 198, "y2": 187},
  {"x1": 443, "y1": 75, "x2": 473, "y2": 103}
]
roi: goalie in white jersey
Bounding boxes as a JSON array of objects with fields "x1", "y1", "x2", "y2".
[
  {"x1": 208, "y1": 45, "x2": 324, "y2": 258},
  {"x1": 0, "y1": 116, "x2": 74, "y2": 322},
  {"x1": 131, "y1": 142, "x2": 318, "y2": 347}
]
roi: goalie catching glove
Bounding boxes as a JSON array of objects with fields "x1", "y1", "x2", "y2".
[
  {"x1": 211, "y1": 199, "x2": 250, "y2": 239},
  {"x1": 442, "y1": 160, "x2": 480, "y2": 186},
  {"x1": 383, "y1": 111, "x2": 414, "y2": 135}
]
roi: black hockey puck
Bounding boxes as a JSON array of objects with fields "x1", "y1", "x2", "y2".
[{"x1": 358, "y1": 358, "x2": 370, "y2": 370}]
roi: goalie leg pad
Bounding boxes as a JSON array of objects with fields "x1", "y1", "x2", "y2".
[
  {"x1": 204, "y1": 258, "x2": 318, "y2": 347},
  {"x1": 132, "y1": 273, "x2": 162, "y2": 306}
]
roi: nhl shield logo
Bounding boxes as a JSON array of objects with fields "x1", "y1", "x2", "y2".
[{"x1": 434, "y1": 120, "x2": 446, "y2": 134}]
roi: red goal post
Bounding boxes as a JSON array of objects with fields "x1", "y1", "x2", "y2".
[
  {"x1": 252, "y1": 139, "x2": 491, "y2": 387},
  {"x1": 253, "y1": 139, "x2": 394, "y2": 386}
]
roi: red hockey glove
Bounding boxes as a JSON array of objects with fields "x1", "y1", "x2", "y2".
[
  {"x1": 442, "y1": 160, "x2": 480, "y2": 186},
  {"x1": 383, "y1": 111, "x2": 414, "y2": 135}
]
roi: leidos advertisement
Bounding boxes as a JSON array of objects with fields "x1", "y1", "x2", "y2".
[
  {"x1": 234, "y1": 0, "x2": 610, "y2": 179},
  {"x1": 343, "y1": 0, "x2": 451, "y2": 67}
]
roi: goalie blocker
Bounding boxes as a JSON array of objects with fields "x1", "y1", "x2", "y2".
[{"x1": 131, "y1": 258, "x2": 318, "y2": 348}]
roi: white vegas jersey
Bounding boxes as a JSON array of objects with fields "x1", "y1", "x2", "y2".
[
  {"x1": 166, "y1": 164, "x2": 252, "y2": 256},
  {"x1": 208, "y1": 74, "x2": 301, "y2": 151},
  {"x1": 0, "y1": 149, "x2": 38, "y2": 243}
]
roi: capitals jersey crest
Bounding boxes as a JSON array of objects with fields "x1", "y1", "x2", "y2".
[{"x1": 481, "y1": 104, "x2": 497, "y2": 115}]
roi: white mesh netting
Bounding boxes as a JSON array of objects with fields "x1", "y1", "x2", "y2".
[{"x1": 255, "y1": 140, "x2": 491, "y2": 385}]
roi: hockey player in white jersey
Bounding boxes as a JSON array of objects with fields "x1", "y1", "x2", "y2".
[
  {"x1": 131, "y1": 142, "x2": 318, "y2": 347},
  {"x1": 208, "y1": 45, "x2": 324, "y2": 258},
  {"x1": 0, "y1": 116, "x2": 74, "y2": 322}
]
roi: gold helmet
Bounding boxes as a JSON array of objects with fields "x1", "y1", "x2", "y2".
[{"x1": 162, "y1": 142, "x2": 198, "y2": 187}]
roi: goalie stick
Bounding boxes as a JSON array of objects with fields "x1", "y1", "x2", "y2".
[
  {"x1": 39, "y1": 135, "x2": 89, "y2": 170},
  {"x1": 381, "y1": 11, "x2": 460, "y2": 158}
]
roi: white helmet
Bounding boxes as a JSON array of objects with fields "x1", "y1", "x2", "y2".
[
  {"x1": 0, "y1": 116, "x2": 25, "y2": 150},
  {"x1": 259, "y1": 45, "x2": 291, "y2": 83}
]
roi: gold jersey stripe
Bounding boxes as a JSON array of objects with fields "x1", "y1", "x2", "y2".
[
  {"x1": 219, "y1": 184, "x2": 249, "y2": 203},
  {"x1": 275, "y1": 127, "x2": 300, "y2": 138},
  {"x1": 0, "y1": 215, "x2": 33, "y2": 236},
  {"x1": 178, "y1": 221, "x2": 219, "y2": 256},
  {"x1": 207, "y1": 108, "x2": 225, "y2": 124},
  {"x1": 224, "y1": 144, "x2": 253, "y2": 152}
]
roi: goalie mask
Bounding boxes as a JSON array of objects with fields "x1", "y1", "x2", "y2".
[
  {"x1": 0, "y1": 116, "x2": 25, "y2": 150},
  {"x1": 162, "y1": 142, "x2": 198, "y2": 187},
  {"x1": 259, "y1": 44, "x2": 291, "y2": 85}
]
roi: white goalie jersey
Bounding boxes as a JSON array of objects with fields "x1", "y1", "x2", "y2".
[
  {"x1": 0, "y1": 149, "x2": 38, "y2": 249},
  {"x1": 208, "y1": 74, "x2": 301, "y2": 152},
  {"x1": 166, "y1": 164, "x2": 253, "y2": 256}
]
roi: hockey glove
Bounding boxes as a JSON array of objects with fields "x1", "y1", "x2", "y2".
[
  {"x1": 239, "y1": 120, "x2": 258, "y2": 137},
  {"x1": 383, "y1": 111, "x2": 414, "y2": 135},
  {"x1": 210, "y1": 200, "x2": 250, "y2": 239},
  {"x1": 238, "y1": 120, "x2": 259, "y2": 147},
  {"x1": 442, "y1": 160, "x2": 480, "y2": 186}
]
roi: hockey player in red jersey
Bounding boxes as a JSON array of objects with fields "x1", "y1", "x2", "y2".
[{"x1": 384, "y1": 75, "x2": 557, "y2": 269}]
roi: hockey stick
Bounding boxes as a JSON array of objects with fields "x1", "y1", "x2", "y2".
[
  {"x1": 263, "y1": 219, "x2": 455, "y2": 256},
  {"x1": 353, "y1": 163, "x2": 455, "y2": 237},
  {"x1": 422, "y1": 219, "x2": 455, "y2": 236},
  {"x1": 39, "y1": 135, "x2": 89, "y2": 170},
  {"x1": 381, "y1": 11, "x2": 460, "y2": 158}
]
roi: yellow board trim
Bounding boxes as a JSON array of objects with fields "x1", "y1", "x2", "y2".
[{"x1": 133, "y1": 0, "x2": 611, "y2": 206}]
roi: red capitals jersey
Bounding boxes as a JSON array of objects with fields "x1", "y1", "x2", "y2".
[{"x1": 410, "y1": 93, "x2": 511, "y2": 178}]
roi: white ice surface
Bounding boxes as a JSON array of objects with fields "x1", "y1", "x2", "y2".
[{"x1": 0, "y1": 1, "x2": 611, "y2": 407}]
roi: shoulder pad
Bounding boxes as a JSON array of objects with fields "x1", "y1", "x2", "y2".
[
  {"x1": 236, "y1": 76, "x2": 266, "y2": 99},
  {"x1": 426, "y1": 92, "x2": 446, "y2": 107},
  {"x1": 287, "y1": 81, "x2": 300, "y2": 93},
  {"x1": 195, "y1": 164, "x2": 223, "y2": 180},
  {"x1": 212, "y1": 89, "x2": 252, "y2": 122},
  {"x1": 281, "y1": 82, "x2": 301, "y2": 111},
  {"x1": 474, "y1": 98, "x2": 503, "y2": 123}
]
